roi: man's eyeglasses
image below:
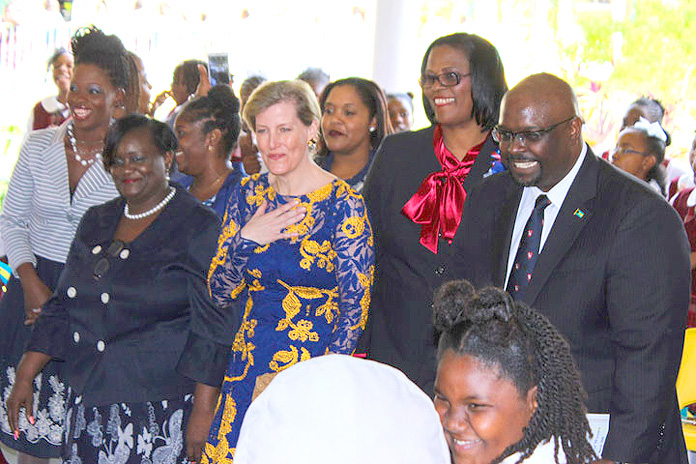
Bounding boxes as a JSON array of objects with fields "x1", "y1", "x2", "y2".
[
  {"x1": 93, "y1": 240, "x2": 126, "y2": 281},
  {"x1": 492, "y1": 116, "x2": 577, "y2": 146},
  {"x1": 419, "y1": 71, "x2": 470, "y2": 89}
]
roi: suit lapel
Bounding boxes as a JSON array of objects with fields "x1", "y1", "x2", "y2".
[
  {"x1": 523, "y1": 149, "x2": 599, "y2": 306},
  {"x1": 492, "y1": 180, "x2": 523, "y2": 287}
]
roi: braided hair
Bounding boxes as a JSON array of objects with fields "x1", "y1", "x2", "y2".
[
  {"x1": 71, "y1": 26, "x2": 130, "y2": 91},
  {"x1": 433, "y1": 280, "x2": 596, "y2": 464},
  {"x1": 177, "y1": 85, "x2": 242, "y2": 158}
]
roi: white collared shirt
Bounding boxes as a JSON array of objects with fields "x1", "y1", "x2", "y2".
[{"x1": 505, "y1": 143, "x2": 588, "y2": 288}]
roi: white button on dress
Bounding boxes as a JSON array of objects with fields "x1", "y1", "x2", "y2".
[
  {"x1": 101, "y1": 293, "x2": 110, "y2": 304},
  {"x1": 97, "y1": 340, "x2": 105, "y2": 352},
  {"x1": 67, "y1": 287, "x2": 77, "y2": 298},
  {"x1": 73, "y1": 331, "x2": 80, "y2": 343},
  {"x1": 119, "y1": 249, "x2": 130, "y2": 259},
  {"x1": 92, "y1": 245, "x2": 102, "y2": 254}
]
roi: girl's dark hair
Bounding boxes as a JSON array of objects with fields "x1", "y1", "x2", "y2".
[
  {"x1": 177, "y1": 85, "x2": 242, "y2": 158},
  {"x1": 174, "y1": 59, "x2": 207, "y2": 96},
  {"x1": 630, "y1": 96, "x2": 672, "y2": 146},
  {"x1": 630, "y1": 125, "x2": 668, "y2": 195},
  {"x1": 71, "y1": 26, "x2": 130, "y2": 90},
  {"x1": 124, "y1": 51, "x2": 145, "y2": 115},
  {"x1": 103, "y1": 114, "x2": 177, "y2": 170},
  {"x1": 318, "y1": 77, "x2": 393, "y2": 157},
  {"x1": 387, "y1": 92, "x2": 414, "y2": 112},
  {"x1": 420, "y1": 33, "x2": 507, "y2": 129},
  {"x1": 47, "y1": 47, "x2": 70, "y2": 71},
  {"x1": 433, "y1": 280, "x2": 596, "y2": 464},
  {"x1": 240, "y1": 75, "x2": 267, "y2": 107}
]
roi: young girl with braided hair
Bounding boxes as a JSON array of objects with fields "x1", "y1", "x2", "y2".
[{"x1": 433, "y1": 280, "x2": 596, "y2": 464}]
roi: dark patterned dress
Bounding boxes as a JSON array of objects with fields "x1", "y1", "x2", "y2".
[{"x1": 202, "y1": 174, "x2": 374, "y2": 464}]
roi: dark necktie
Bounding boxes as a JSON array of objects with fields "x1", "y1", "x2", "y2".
[{"x1": 506, "y1": 194, "x2": 551, "y2": 300}]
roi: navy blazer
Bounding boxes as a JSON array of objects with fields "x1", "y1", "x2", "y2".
[
  {"x1": 458, "y1": 149, "x2": 690, "y2": 463},
  {"x1": 29, "y1": 185, "x2": 236, "y2": 407},
  {"x1": 361, "y1": 126, "x2": 499, "y2": 392}
]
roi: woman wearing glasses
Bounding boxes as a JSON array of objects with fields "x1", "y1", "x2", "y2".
[
  {"x1": 6, "y1": 115, "x2": 231, "y2": 464},
  {"x1": 359, "y1": 33, "x2": 507, "y2": 391}
]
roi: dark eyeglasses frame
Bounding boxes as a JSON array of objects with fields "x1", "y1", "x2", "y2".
[
  {"x1": 492, "y1": 116, "x2": 577, "y2": 146},
  {"x1": 93, "y1": 240, "x2": 126, "y2": 281},
  {"x1": 419, "y1": 71, "x2": 471, "y2": 89},
  {"x1": 612, "y1": 145, "x2": 649, "y2": 158}
]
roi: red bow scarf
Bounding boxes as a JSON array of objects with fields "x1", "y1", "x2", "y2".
[{"x1": 401, "y1": 125, "x2": 484, "y2": 253}]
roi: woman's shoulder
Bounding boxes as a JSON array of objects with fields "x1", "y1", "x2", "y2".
[
  {"x1": 330, "y1": 179, "x2": 367, "y2": 210},
  {"x1": 239, "y1": 172, "x2": 269, "y2": 191},
  {"x1": 381, "y1": 125, "x2": 435, "y2": 152},
  {"x1": 23, "y1": 122, "x2": 65, "y2": 150}
]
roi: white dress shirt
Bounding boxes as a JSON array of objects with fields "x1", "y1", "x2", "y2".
[{"x1": 505, "y1": 143, "x2": 588, "y2": 288}]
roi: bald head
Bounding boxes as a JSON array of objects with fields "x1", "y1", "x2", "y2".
[
  {"x1": 498, "y1": 73, "x2": 584, "y2": 191},
  {"x1": 504, "y1": 73, "x2": 580, "y2": 124}
]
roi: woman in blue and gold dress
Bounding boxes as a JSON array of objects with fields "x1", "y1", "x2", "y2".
[{"x1": 202, "y1": 80, "x2": 375, "y2": 464}]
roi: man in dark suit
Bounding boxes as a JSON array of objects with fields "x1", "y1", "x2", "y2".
[{"x1": 458, "y1": 73, "x2": 690, "y2": 463}]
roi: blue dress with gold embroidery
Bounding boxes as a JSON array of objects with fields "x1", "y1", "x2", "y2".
[{"x1": 203, "y1": 173, "x2": 374, "y2": 464}]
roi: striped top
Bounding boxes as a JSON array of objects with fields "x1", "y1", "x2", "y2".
[{"x1": 0, "y1": 122, "x2": 119, "y2": 268}]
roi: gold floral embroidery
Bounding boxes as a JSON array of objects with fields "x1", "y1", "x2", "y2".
[
  {"x1": 285, "y1": 201, "x2": 315, "y2": 243},
  {"x1": 203, "y1": 393, "x2": 237, "y2": 464},
  {"x1": 254, "y1": 243, "x2": 270, "y2": 253},
  {"x1": 246, "y1": 181, "x2": 275, "y2": 207},
  {"x1": 207, "y1": 217, "x2": 240, "y2": 291},
  {"x1": 288, "y1": 319, "x2": 320, "y2": 342},
  {"x1": 299, "y1": 237, "x2": 336, "y2": 272},
  {"x1": 314, "y1": 287, "x2": 339, "y2": 324},
  {"x1": 341, "y1": 215, "x2": 365, "y2": 239},
  {"x1": 352, "y1": 265, "x2": 374, "y2": 330},
  {"x1": 269, "y1": 345, "x2": 311, "y2": 372}
]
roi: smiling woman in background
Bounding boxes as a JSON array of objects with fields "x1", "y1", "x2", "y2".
[
  {"x1": 29, "y1": 48, "x2": 73, "y2": 130},
  {"x1": 174, "y1": 84, "x2": 245, "y2": 217},
  {"x1": 318, "y1": 77, "x2": 392, "y2": 193},
  {"x1": 359, "y1": 33, "x2": 507, "y2": 391},
  {"x1": 0, "y1": 26, "x2": 126, "y2": 464}
]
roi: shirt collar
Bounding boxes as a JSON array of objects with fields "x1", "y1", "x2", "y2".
[{"x1": 523, "y1": 142, "x2": 587, "y2": 207}]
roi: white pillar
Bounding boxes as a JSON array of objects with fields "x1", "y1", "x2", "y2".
[{"x1": 371, "y1": 0, "x2": 421, "y2": 93}]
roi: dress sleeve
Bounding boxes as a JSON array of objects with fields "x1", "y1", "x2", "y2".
[
  {"x1": 25, "y1": 208, "x2": 96, "y2": 360},
  {"x1": 327, "y1": 189, "x2": 375, "y2": 354},
  {"x1": 177, "y1": 209, "x2": 244, "y2": 387},
  {"x1": 207, "y1": 178, "x2": 258, "y2": 307},
  {"x1": 1, "y1": 134, "x2": 40, "y2": 269}
]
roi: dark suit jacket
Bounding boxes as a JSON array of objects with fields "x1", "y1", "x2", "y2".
[
  {"x1": 458, "y1": 148, "x2": 690, "y2": 463},
  {"x1": 361, "y1": 125, "x2": 498, "y2": 392},
  {"x1": 29, "y1": 185, "x2": 238, "y2": 407}
]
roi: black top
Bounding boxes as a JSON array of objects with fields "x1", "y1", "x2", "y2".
[
  {"x1": 360, "y1": 125, "x2": 498, "y2": 392},
  {"x1": 29, "y1": 184, "x2": 239, "y2": 407}
]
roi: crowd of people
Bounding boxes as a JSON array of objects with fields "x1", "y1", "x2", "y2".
[{"x1": 0, "y1": 24, "x2": 693, "y2": 464}]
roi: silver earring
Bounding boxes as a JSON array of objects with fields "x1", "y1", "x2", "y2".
[{"x1": 369, "y1": 126, "x2": 376, "y2": 133}]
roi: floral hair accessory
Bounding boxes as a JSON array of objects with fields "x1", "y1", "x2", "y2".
[{"x1": 633, "y1": 116, "x2": 668, "y2": 143}]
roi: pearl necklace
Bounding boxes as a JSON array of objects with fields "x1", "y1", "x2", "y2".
[
  {"x1": 67, "y1": 122, "x2": 102, "y2": 167},
  {"x1": 124, "y1": 187, "x2": 176, "y2": 220}
]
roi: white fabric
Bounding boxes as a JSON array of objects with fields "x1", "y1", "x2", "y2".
[
  {"x1": 505, "y1": 144, "x2": 587, "y2": 288},
  {"x1": 234, "y1": 354, "x2": 450, "y2": 464},
  {"x1": 0, "y1": 121, "x2": 119, "y2": 268},
  {"x1": 500, "y1": 438, "x2": 567, "y2": 464}
]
